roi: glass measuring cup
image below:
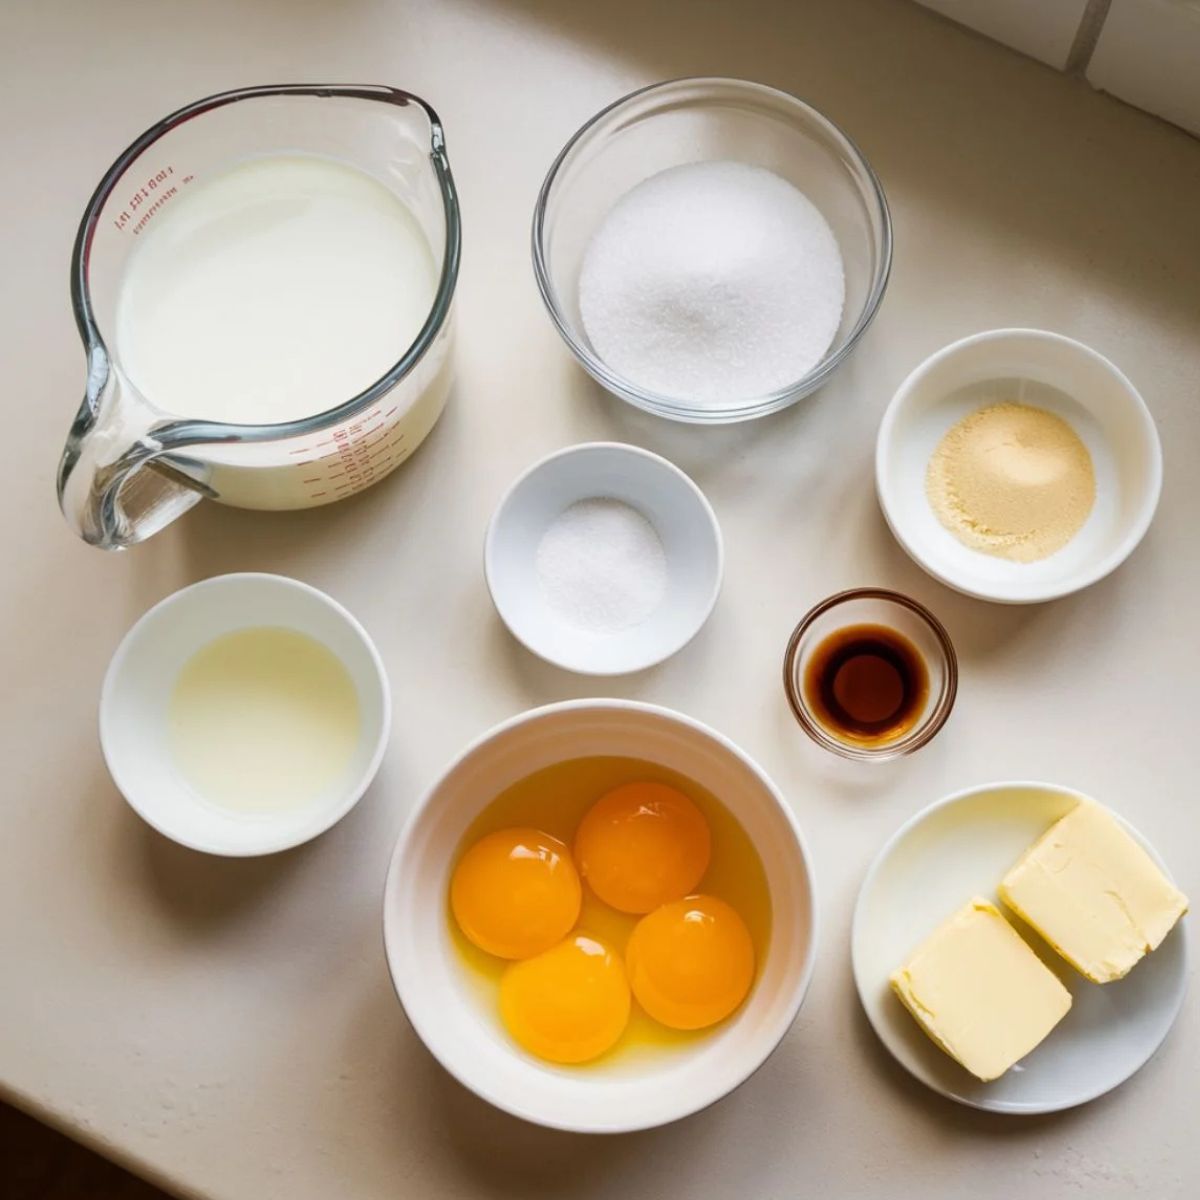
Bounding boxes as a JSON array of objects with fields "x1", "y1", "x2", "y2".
[{"x1": 58, "y1": 84, "x2": 461, "y2": 550}]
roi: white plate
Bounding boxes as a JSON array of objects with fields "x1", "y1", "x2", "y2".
[
  {"x1": 484, "y1": 442, "x2": 722, "y2": 675},
  {"x1": 875, "y1": 329, "x2": 1162, "y2": 604},
  {"x1": 852, "y1": 781, "x2": 1188, "y2": 1113}
]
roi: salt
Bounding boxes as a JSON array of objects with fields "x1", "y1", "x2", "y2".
[
  {"x1": 535, "y1": 498, "x2": 668, "y2": 633},
  {"x1": 578, "y1": 161, "x2": 845, "y2": 406}
]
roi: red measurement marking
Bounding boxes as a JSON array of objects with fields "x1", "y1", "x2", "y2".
[
  {"x1": 112, "y1": 166, "x2": 179, "y2": 234},
  {"x1": 129, "y1": 187, "x2": 179, "y2": 235},
  {"x1": 292, "y1": 418, "x2": 404, "y2": 472},
  {"x1": 372, "y1": 433, "x2": 403, "y2": 454},
  {"x1": 310, "y1": 491, "x2": 328, "y2": 498}
]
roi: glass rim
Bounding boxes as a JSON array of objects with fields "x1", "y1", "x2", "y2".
[
  {"x1": 782, "y1": 587, "x2": 959, "y2": 761},
  {"x1": 530, "y1": 75, "x2": 893, "y2": 425},
  {"x1": 70, "y1": 82, "x2": 462, "y2": 449}
]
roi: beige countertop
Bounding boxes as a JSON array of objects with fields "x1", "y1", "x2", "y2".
[{"x1": 2, "y1": 1, "x2": 1198, "y2": 1196}]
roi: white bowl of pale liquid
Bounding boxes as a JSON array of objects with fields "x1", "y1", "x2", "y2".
[{"x1": 100, "y1": 574, "x2": 391, "y2": 856}]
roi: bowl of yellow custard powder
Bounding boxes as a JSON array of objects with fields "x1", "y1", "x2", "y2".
[
  {"x1": 382, "y1": 699, "x2": 817, "y2": 1132},
  {"x1": 876, "y1": 329, "x2": 1162, "y2": 604}
]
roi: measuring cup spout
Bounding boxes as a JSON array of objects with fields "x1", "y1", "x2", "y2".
[{"x1": 57, "y1": 346, "x2": 206, "y2": 549}]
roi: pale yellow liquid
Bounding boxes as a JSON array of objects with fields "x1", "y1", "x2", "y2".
[
  {"x1": 451, "y1": 756, "x2": 772, "y2": 1068},
  {"x1": 169, "y1": 627, "x2": 361, "y2": 813}
]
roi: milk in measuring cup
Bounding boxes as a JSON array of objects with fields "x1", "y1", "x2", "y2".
[{"x1": 115, "y1": 154, "x2": 446, "y2": 507}]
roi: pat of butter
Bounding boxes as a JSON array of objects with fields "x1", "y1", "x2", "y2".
[
  {"x1": 1000, "y1": 800, "x2": 1188, "y2": 984},
  {"x1": 890, "y1": 897, "x2": 1071, "y2": 1082}
]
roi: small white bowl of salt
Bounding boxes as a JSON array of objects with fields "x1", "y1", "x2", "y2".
[{"x1": 484, "y1": 442, "x2": 723, "y2": 674}]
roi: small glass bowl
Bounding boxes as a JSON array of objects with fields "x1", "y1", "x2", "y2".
[
  {"x1": 531, "y1": 76, "x2": 892, "y2": 424},
  {"x1": 783, "y1": 588, "x2": 957, "y2": 761}
]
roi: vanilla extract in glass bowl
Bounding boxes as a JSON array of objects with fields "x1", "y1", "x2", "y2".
[
  {"x1": 804, "y1": 624, "x2": 928, "y2": 745},
  {"x1": 783, "y1": 589, "x2": 957, "y2": 761}
]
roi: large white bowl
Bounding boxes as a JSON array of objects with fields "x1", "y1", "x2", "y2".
[
  {"x1": 100, "y1": 573, "x2": 391, "y2": 856},
  {"x1": 876, "y1": 329, "x2": 1162, "y2": 604},
  {"x1": 382, "y1": 700, "x2": 817, "y2": 1133}
]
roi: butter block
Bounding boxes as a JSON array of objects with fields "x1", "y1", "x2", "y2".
[
  {"x1": 1000, "y1": 801, "x2": 1188, "y2": 984},
  {"x1": 890, "y1": 897, "x2": 1071, "y2": 1082}
]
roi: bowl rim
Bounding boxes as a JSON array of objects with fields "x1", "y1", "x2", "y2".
[
  {"x1": 875, "y1": 327, "x2": 1164, "y2": 604},
  {"x1": 98, "y1": 572, "x2": 392, "y2": 857},
  {"x1": 531, "y1": 75, "x2": 893, "y2": 425},
  {"x1": 850, "y1": 779, "x2": 1190, "y2": 1114},
  {"x1": 381, "y1": 697, "x2": 820, "y2": 1133},
  {"x1": 482, "y1": 441, "x2": 725, "y2": 675}
]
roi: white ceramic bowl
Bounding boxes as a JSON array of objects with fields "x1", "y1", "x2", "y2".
[
  {"x1": 100, "y1": 573, "x2": 391, "y2": 856},
  {"x1": 484, "y1": 443, "x2": 723, "y2": 674},
  {"x1": 852, "y1": 781, "x2": 1188, "y2": 1114},
  {"x1": 382, "y1": 700, "x2": 817, "y2": 1133},
  {"x1": 876, "y1": 329, "x2": 1162, "y2": 603}
]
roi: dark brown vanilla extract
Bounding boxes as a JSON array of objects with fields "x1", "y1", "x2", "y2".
[{"x1": 803, "y1": 624, "x2": 929, "y2": 744}]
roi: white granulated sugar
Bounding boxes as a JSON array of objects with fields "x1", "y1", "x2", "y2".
[
  {"x1": 578, "y1": 160, "x2": 845, "y2": 406},
  {"x1": 535, "y1": 498, "x2": 668, "y2": 633}
]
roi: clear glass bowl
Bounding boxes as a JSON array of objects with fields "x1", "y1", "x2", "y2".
[
  {"x1": 783, "y1": 588, "x2": 958, "y2": 761},
  {"x1": 532, "y1": 77, "x2": 892, "y2": 424}
]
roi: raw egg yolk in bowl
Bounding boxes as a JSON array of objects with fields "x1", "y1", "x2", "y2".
[
  {"x1": 447, "y1": 759, "x2": 770, "y2": 1067},
  {"x1": 450, "y1": 827, "x2": 581, "y2": 960}
]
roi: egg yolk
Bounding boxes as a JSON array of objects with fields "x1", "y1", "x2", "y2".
[
  {"x1": 499, "y1": 934, "x2": 631, "y2": 1064},
  {"x1": 450, "y1": 827, "x2": 581, "y2": 959},
  {"x1": 574, "y1": 782, "x2": 711, "y2": 913},
  {"x1": 625, "y1": 895, "x2": 755, "y2": 1030}
]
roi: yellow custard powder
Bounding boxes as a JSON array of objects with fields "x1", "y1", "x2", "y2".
[{"x1": 926, "y1": 402, "x2": 1096, "y2": 563}]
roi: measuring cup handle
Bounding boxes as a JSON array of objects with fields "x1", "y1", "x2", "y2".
[{"x1": 57, "y1": 347, "x2": 205, "y2": 549}]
